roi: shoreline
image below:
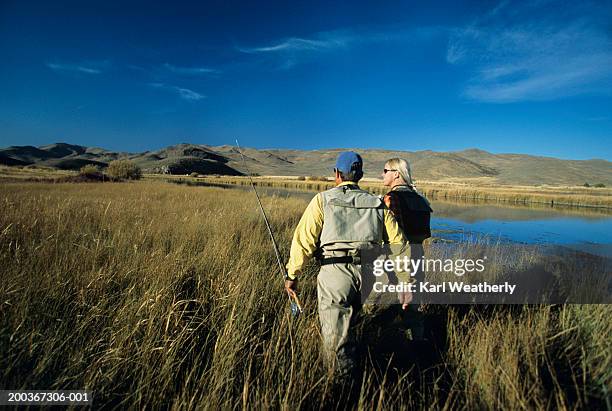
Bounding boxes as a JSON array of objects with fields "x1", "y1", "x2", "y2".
[{"x1": 162, "y1": 175, "x2": 612, "y2": 211}]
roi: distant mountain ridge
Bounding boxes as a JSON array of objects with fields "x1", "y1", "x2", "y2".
[{"x1": 1, "y1": 142, "x2": 610, "y2": 186}]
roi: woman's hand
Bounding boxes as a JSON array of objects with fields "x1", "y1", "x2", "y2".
[{"x1": 399, "y1": 290, "x2": 413, "y2": 310}]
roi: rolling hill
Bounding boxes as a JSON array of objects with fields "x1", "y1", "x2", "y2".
[{"x1": 1, "y1": 142, "x2": 610, "y2": 186}]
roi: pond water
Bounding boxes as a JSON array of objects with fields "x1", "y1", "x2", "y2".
[
  {"x1": 182, "y1": 180, "x2": 612, "y2": 246},
  {"x1": 426, "y1": 200, "x2": 611, "y2": 245}
]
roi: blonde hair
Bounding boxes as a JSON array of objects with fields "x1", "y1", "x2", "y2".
[{"x1": 385, "y1": 158, "x2": 415, "y2": 188}]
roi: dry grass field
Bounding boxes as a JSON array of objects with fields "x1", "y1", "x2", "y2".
[
  {"x1": 1, "y1": 180, "x2": 610, "y2": 409},
  {"x1": 0, "y1": 165, "x2": 74, "y2": 181}
]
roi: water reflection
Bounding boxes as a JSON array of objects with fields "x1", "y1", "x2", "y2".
[
  {"x1": 431, "y1": 199, "x2": 611, "y2": 222},
  {"x1": 429, "y1": 199, "x2": 612, "y2": 244}
]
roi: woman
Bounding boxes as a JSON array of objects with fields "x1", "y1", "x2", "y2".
[
  {"x1": 382, "y1": 158, "x2": 432, "y2": 243},
  {"x1": 382, "y1": 158, "x2": 432, "y2": 340}
]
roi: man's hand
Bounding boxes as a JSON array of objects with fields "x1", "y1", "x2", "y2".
[
  {"x1": 285, "y1": 278, "x2": 298, "y2": 300},
  {"x1": 399, "y1": 290, "x2": 413, "y2": 310}
]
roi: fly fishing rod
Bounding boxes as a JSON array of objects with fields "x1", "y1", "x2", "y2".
[{"x1": 235, "y1": 139, "x2": 303, "y2": 317}]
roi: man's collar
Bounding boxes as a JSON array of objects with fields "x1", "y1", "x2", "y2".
[{"x1": 337, "y1": 181, "x2": 359, "y2": 188}]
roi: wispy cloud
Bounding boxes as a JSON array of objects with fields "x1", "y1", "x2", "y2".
[
  {"x1": 126, "y1": 64, "x2": 147, "y2": 72},
  {"x1": 447, "y1": 1, "x2": 612, "y2": 102},
  {"x1": 237, "y1": 27, "x2": 441, "y2": 69},
  {"x1": 162, "y1": 63, "x2": 220, "y2": 75},
  {"x1": 239, "y1": 34, "x2": 353, "y2": 54},
  {"x1": 237, "y1": 30, "x2": 358, "y2": 69},
  {"x1": 149, "y1": 83, "x2": 205, "y2": 101},
  {"x1": 46, "y1": 61, "x2": 109, "y2": 74}
]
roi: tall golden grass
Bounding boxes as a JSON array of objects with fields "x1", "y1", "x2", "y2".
[{"x1": 0, "y1": 181, "x2": 610, "y2": 409}]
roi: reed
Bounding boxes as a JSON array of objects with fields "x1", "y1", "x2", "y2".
[{"x1": 0, "y1": 181, "x2": 609, "y2": 409}]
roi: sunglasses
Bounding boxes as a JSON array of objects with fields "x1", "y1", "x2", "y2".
[{"x1": 383, "y1": 168, "x2": 397, "y2": 174}]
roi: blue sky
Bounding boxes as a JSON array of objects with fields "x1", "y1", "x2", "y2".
[{"x1": 1, "y1": 0, "x2": 611, "y2": 160}]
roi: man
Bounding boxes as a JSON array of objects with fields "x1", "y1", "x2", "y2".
[{"x1": 284, "y1": 151, "x2": 407, "y2": 378}]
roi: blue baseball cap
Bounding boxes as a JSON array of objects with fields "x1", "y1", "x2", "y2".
[{"x1": 335, "y1": 151, "x2": 363, "y2": 174}]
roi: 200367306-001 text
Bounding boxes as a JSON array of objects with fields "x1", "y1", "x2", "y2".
[{"x1": 0, "y1": 390, "x2": 92, "y2": 405}]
